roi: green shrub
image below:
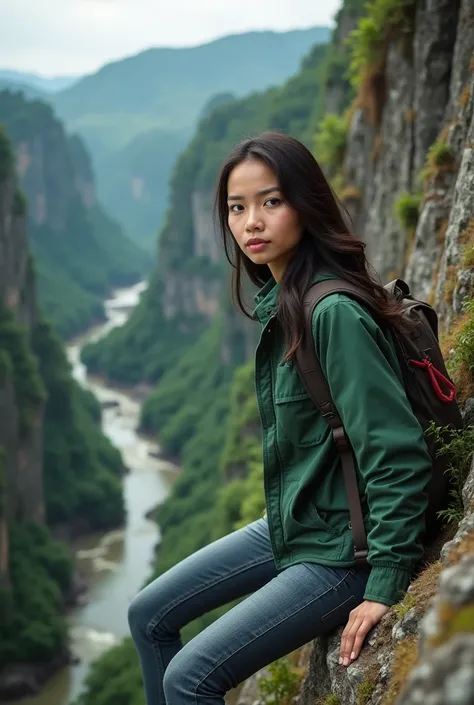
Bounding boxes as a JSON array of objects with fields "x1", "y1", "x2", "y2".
[
  {"x1": 461, "y1": 245, "x2": 474, "y2": 269},
  {"x1": 447, "y1": 300, "x2": 474, "y2": 382},
  {"x1": 259, "y1": 658, "x2": 301, "y2": 704},
  {"x1": 392, "y1": 592, "x2": 416, "y2": 620},
  {"x1": 426, "y1": 421, "x2": 474, "y2": 525},
  {"x1": 358, "y1": 680, "x2": 376, "y2": 704},
  {"x1": 73, "y1": 638, "x2": 145, "y2": 705},
  {"x1": 323, "y1": 696, "x2": 341, "y2": 705},
  {"x1": 427, "y1": 139, "x2": 457, "y2": 168},
  {"x1": 393, "y1": 191, "x2": 422, "y2": 231},
  {"x1": 32, "y1": 318, "x2": 125, "y2": 529},
  {"x1": 421, "y1": 139, "x2": 457, "y2": 182},
  {"x1": 0, "y1": 304, "x2": 46, "y2": 434},
  {"x1": 0, "y1": 522, "x2": 72, "y2": 668},
  {"x1": 314, "y1": 114, "x2": 347, "y2": 169},
  {"x1": 347, "y1": 0, "x2": 416, "y2": 86}
]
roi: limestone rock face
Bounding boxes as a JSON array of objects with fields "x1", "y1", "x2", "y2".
[
  {"x1": 0, "y1": 156, "x2": 44, "y2": 591},
  {"x1": 236, "y1": 1, "x2": 474, "y2": 702},
  {"x1": 0, "y1": 173, "x2": 43, "y2": 527}
]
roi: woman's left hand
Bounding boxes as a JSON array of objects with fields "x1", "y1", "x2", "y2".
[{"x1": 339, "y1": 600, "x2": 390, "y2": 666}]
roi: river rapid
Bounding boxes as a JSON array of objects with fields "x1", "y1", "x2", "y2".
[{"x1": 17, "y1": 281, "x2": 178, "y2": 705}]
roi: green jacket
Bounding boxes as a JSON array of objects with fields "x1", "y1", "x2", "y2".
[{"x1": 253, "y1": 271, "x2": 432, "y2": 606}]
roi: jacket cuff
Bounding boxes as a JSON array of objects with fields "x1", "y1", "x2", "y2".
[{"x1": 363, "y1": 565, "x2": 411, "y2": 606}]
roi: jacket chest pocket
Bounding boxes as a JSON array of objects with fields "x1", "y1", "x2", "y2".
[{"x1": 274, "y1": 362, "x2": 325, "y2": 448}]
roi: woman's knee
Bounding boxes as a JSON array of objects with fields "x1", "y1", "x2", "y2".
[
  {"x1": 163, "y1": 651, "x2": 189, "y2": 701},
  {"x1": 127, "y1": 588, "x2": 150, "y2": 640},
  {"x1": 128, "y1": 580, "x2": 167, "y2": 642},
  {"x1": 163, "y1": 647, "x2": 214, "y2": 703}
]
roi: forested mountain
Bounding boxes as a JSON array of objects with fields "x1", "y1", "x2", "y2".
[
  {"x1": 81, "y1": 38, "x2": 334, "y2": 383},
  {"x1": 0, "y1": 90, "x2": 147, "y2": 337},
  {"x1": 52, "y1": 28, "x2": 331, "y2": 153},
  {"x1": 77, "y1": 0, "x2": 474, "y2": 703},
  {"x1": 50, "y1": 27, "x2": 331, "y2": 246},
  {"x1": 0, "y1": 125, "x2": 125, "y2": 697},
  {"x1": 0, "y1": 70, "x2": 79, "y2": 93}
]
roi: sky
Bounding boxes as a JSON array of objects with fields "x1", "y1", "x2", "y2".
[{"x1": 0, "y1": 0, "x2": 341, "y2": 77}]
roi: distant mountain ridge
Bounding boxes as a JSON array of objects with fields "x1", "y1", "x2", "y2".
[
  {"x1": 0, "y1": 69, "x2": 80, "y2": 93},
  {"x1": 50, "y1": 27, "x2": 331, "y2": 245},
  {"x1": 1, "y1": 29, "x2": 331, "y2": 246},
  {"x1": 51, "y1": 28, "x2": 331, "y2": 151}
]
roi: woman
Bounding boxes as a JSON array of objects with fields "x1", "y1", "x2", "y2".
[{"x1": 128, "y1": 132, "x2": 432, "y2": 705}]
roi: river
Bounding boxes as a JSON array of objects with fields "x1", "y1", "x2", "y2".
[{"x1": 16, "y1": 280, "x2": 179, "y2": 705}]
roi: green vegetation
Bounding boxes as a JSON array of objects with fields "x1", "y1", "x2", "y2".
[
  {"x1": 0, "y1": 522, "x2": 72, "y2": 668},
  {"x1": 322, "y1": 696, "x2": 342, "y2": 705},
  {"x1": 420, "y1": 138, "x2": 457, "y2": 183},
  {"x1": 0, "y1": 122, "x2": 127, "y2": 685},
  {"x1": 448, "y1": 301, "x2": 474, "y2": 376},
  {"x1": 0, "y1": 298, "x2": 124, "y2": 531},
  {"x1": 347, "y1": 0, "x2": 416, "y2": 86},
  {"x1": 259, "y1": 658, "x2": 302, "y2": 704},
  {"x1": 393, "y1": 191, "x2": 422, "y2": 231},
  {"x1": 392, "y1": 592, "x2": 416, "y2": 620},
  {"x1": 314, "y1": 113, "x2": 348, "y2": 170},
  {"x1": 426, "y1": 421, "x2": 474, "y2": 525},
  {"x1": 144, "y1": 317, "x2": 234, "y2": 575},
  {"x1": 32, "y1": 318, "x2": 125, "y2": 528},
  {"x1": 0, "y1": 303, "x2": 46, "y2": 434},
  {"x1": 461, "y1": 244, "x2": 474, "y2": 269},
  {"x1": 357, "y1": 680, "x2": 376, "y2": 704},
  {"x1": 444, "y1": 299, "x2": 474, "y2": 402},
  {"x1": 0, "y1": 90, "x2": 147, "y2": 338},
  {"x1": 74, "y1": 638, "x2": 144, "y2": 705}
]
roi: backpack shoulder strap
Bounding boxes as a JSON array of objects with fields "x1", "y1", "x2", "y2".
[{"x1": 294, "y1": 279, "x2": 369, "y2": 565}]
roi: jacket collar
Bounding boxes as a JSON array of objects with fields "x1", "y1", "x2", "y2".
[
  {"x1": 252, "y1": 269, "x2": 339, "y2": 326},
  {"x1": 252, "y1": 277, "x2": 279, "y2": 325}
]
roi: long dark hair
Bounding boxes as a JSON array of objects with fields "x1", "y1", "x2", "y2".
[{"x1": 215, "y1": 131, "x2": 405, "y2": 360}]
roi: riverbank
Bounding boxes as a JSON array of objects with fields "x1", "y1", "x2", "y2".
[{"x1": 9, "y1": 281, "x2": 179, "y2": 705}]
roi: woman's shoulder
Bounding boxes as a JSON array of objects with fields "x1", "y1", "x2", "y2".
[{"x1": 311, "y1": 291, "x2": 375, "y2": 324}]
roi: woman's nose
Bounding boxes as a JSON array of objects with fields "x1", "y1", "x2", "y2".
[{"x1": 245, "y1": 210, "x2": 263, "y2": 232}]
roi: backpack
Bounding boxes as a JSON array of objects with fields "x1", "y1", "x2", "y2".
[{"x1": 293, "y1": 278, "x2": 464, "y2": 567}]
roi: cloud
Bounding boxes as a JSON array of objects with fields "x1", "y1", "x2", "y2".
[{"x1": 0, "y1": 0, "x2": 340, "y2": 76}]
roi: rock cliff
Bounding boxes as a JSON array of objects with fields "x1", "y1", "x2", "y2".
[
  {"x1": 236, "y1": 1, "x2": 474, "y2": 702},
  {"x1": 0, "y1": 123, "x2": 126, "y2": 699},
  {"x1": 0, "y1": 127, "x2": 44, "y2": 554},
  {"x1": 0, "y1": 89, "x2": 146, "y2": 337}
]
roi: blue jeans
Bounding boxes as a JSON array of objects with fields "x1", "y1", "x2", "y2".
[{"x1": 128, "y1": 517, "x2": 371, "y2": 704}]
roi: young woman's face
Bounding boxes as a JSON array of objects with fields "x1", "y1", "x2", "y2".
[{"x1": 227, "y1": 159, "x2": 302, "y2": 281}]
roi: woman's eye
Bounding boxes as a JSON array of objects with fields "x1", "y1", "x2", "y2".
[
  {"x1": 229, "y1": 204, "x2": 243, "y2": 213},
  {"x1": 264, "y1": 198, "x2": 281, "y2": 207}
]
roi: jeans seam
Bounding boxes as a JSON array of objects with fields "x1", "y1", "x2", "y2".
[
  {"x1": 321, "y1": 593, "x2": 356, "y2": 622},
  {"x1": 151, "y1": 640, "x2": 166, "y2": 702},
  {"x1": 147, "y1": 555, "x2": 275, "y2": 638},
  {"x1": 193, "y1": 568, "x2": 353, "y2": 700}
]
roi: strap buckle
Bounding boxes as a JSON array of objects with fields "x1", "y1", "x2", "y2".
[{"x1": 354, "y1": 548, "x2": 369, "y2": 567}]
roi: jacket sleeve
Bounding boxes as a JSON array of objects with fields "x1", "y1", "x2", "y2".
[{"x1": 312, "y1": 295, "x2": 432, "y2": 606}]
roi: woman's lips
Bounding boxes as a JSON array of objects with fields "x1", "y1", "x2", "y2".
[{"x1": 247, "y1": 239, "x2": 269, "y2": 253}]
